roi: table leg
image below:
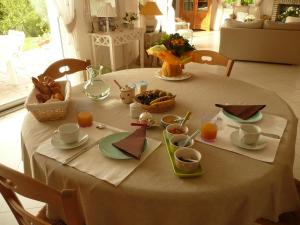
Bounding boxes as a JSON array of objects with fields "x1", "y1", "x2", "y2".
[
  {"x1": 91, "y1": 36, "x2": 96, "y2": 64},
  {"x1": 6, "y1": 59, "x2": 18, "y2": 84},
  {"x1": 139, "y1": 36, "x2": 144, "y2": 68},
  {"x1": 109, "y1": 38, "x2": 116, "y2": 71},
  {"x1": 123, "y1": 44, "x2": 128, "y2": 69}
]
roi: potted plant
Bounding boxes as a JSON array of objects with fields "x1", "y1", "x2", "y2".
[
  {"x1": 241, "y1": 0, "x2": 253, "y2": 6},
  {"x1": 147, "y1": 33, "x2": 195, "y2": 77},
  {"x1": 223, "y1": 0, "x2": 237, "y2": 8},
  {"x1": 122, "y1": 12, "x2": 138, "y2": 29},
  {"x1": 277, "y1": 6, "x2": 300, "y2": 22}
]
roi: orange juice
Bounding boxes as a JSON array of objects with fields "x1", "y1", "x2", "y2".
[
  {"x1": 201, "y1": 122, "x2": 217, "y2": 141},
  {"x1": 77, "y1": 111, "x2": 93, "y2": 127}
]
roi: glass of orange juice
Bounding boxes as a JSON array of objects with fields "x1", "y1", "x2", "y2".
[
  {"x1": 200, "y1": 118, "x2": 218, "y2": 142},
  {"x1": 76, "y1": 106, "x2": 93, "y2": 127},
  {"x1": 77, "y1": 111, "x2": 93, "y2": 127}
]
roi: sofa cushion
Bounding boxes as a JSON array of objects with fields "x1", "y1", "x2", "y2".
[
  {"x1": 236, "y1": 12, "x2": 248, "y2": 22},
  {"x1": 224, "y1": 19, "x2": 263, "y2": 29},
  {"x1": 263, "y1": 20, "x2": 300, "y2": 30}
]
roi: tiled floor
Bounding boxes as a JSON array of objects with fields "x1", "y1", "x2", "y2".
[{"x1": 0, "y1": 31, "x2": 300, "y2": 224}]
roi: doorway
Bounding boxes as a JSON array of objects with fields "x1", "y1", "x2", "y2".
[{"x1": 0, "y1": 0, "x2": 63, "y2": 112}]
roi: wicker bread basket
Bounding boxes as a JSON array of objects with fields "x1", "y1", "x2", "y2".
[
  {"x1": 135, "y1": 90, "x2": 176, "y2": 113},
  {"x1": 25, "y1": 80, "x2": 71, "y2": 122}
]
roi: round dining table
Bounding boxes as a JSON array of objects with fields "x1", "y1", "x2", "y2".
[{"x1": 21, "y1": 63, "x2": 300, "y2": 225}]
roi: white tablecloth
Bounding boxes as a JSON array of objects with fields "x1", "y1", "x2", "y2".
[{"x1": 21, "y1": 64, "x2": 300, "y2": 225}]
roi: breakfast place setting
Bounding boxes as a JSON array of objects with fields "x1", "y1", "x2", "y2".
[{"x1": 20, "y1": 33, "x2": 299, "y2": 225}]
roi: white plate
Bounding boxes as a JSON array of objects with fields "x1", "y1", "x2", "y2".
[
  {"x1": 155, "y1": 70, "x2": 192, "y2": 81},
  {"x1": 51, "y1": 131, "x2": 89, "y2": 150},
  {"x1": 230, "y1": 130, "x2": 267, "y2": 151},
  {"x1": 222, "y1": 110, "x2": 263, "y2": 123}
]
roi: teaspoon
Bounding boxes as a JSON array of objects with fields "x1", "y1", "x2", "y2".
[{"x1": 96, "y1": 123, "x2": 106, "y2": 129}]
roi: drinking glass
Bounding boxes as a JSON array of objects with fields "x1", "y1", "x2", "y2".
[{"x1": 200, "y1": 116, "x2": 218, "y2": 142}]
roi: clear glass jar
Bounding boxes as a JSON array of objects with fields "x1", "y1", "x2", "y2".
[{"x1": 84, "y1": 65, "x2": 111, "y2": 100}]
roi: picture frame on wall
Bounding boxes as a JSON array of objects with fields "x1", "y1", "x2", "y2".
[
  {"x1": 90, "y1": 0, "x2": 117, "y2": 17},
  {"x1": 98, "y1": 17, "x2": 117, "y2": 32}
]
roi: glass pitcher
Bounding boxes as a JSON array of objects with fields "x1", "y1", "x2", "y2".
[{"x1": 83, "y1": 65, "x2": 111, "y2": 100}]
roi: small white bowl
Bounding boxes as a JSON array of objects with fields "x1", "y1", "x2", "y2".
[
  {"x1": 174, "y1": 147, "x2": 201, "y2": 173},
  {"x1": 160, "y1": 114, "x2": 181, "y2": 128},
  {"x1": 169, "y1": 134, "x2": 194, "y2": 153},
  {"x1": 166, "y1": 123, "x2": 189, "y2": 139}
]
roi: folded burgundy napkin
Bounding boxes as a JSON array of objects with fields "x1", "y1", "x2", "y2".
[
  {"x1": 215, "y1": 104, "x2": 266, "y2": 120},
  {"x1": 112, "y1": 127, "x2": 146, "y2": 159}
]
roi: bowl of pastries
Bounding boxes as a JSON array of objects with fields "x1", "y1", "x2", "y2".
[
  {"x1": 135, "y1": 89, "x2": 176, "y2": 113},
  {"x1": 25, "y1": 76, "x2": 71, "y2": 122}
]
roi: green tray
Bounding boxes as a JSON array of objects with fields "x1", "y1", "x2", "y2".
[{"x1": 163, "y1": 131, "x2": 204, "y2": 178}]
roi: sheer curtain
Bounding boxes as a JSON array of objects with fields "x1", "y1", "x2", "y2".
[
  {"x1": 156, "y1": 0, "x2": 175, "y2": 33},
  {"x1": 53, "y1": 0, "x2": 92, "y2": 57},
  {"x1": 54, "y1": 0, "x2": 76, "y2": 33},
  {"x1": 52, "y1": 0, "x2": 93, "y2": 84}
]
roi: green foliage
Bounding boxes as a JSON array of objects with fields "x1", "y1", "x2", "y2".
[
  {"x1": 241, "y1": 0, "x2": 254, "y2": 6},
  {"x1": 0, "y1": 0, "x2": 49, "y2": 37},
  {"x1": 0, "y1": 2, "x2": 5, "y2": 20},
  {"x1": 155, "y1": 33, "x2": 195, "y2": 57},
  {"x1": 224, "y1": 0, "x2": 237, "y2": 4}
]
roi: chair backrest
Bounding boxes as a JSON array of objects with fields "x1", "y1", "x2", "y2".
[
  {"x1": 0, "y1": 163, "x2": 85, "y2": 225},
  {"x1": 191, "y1": 50, "x2": 234, "y2": 77},
  {"x1": 38, "y1": 58, "x2": 91, "y2": 82}
]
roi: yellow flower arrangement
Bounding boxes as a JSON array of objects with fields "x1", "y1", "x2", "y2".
[{"x1": 147, "y1": 33, "x2": 195, "y2": 77}]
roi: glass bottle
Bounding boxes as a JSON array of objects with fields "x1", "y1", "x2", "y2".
[{"x1": 84, "y1": 65, "x2": 111, "y2": 100}]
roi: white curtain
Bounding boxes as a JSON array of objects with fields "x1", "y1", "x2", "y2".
[
  {"x1": 52, "y1": 0, "x2": 77, "y2": 60},
  {"x1": 54, "y1": 0, "x2": 77, "y2": 33},
  {"x1": 156, "y1": 0, "x2": 175, "y2": 34}
]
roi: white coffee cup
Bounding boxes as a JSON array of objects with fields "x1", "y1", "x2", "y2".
[
  {"x1": 56, "y1": 123, "x2": 80, "y2": 144},
  {"x1": 239, "y1": 124, "x2": 261, "y2": 145}
]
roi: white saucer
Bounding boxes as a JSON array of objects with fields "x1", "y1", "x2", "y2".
[
  {"x1": 230, "y1": 130, "x2": 267, "y2": 151},
  {"x1": 155, "y1": 70, "x2": 192, "y2": 81},
  {"x1": 51, "y1": 132, "x2": 89, "y2": 150}
]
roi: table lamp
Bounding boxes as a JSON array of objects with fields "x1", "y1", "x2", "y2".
[
  {"x1": 97, "y1": 3, "x2": 117, "y2": 32},
  {"x1": 140, "y1": 1, "x2": 162, "y2": 33}
]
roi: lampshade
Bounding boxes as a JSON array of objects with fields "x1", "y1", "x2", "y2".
[
  {"x1": 140, "y1": 1, "x2": 162, "y2": 16},
  {"x1": 97, "y1": 3, "x2": 117, "y2": 18}
]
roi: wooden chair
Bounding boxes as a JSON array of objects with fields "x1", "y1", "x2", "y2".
[
  {"x1": 191, "y1": 50, "x2": 234, "y2": 77},
  {"x1": 0, "y1": 163, "x2": 85, "y2": 225},
  {"x1": 38, "y1": 58, "x2": 91, "y2": 82}
]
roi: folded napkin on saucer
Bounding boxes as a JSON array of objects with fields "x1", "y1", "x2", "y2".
[
  {"x1": 215, "y1": 104, "x2": 266, "y2": 120},
  {"x1": 112, "y1": 126, "x2": 146, "y2": 159}
]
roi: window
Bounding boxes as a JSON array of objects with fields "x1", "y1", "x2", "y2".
[
  {"x1": 198, "y1": 0, "x2": 208, "y2": 11},
  {"x1": 184, "y1": 0, "x2": 193, "y2": 11}
]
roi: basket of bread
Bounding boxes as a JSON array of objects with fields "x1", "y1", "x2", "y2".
[
  {"x1": 25, "y1": 76, "x2": 71, "y2": 122},
  {"x1": 135, "y1": 89, "x2": 175, "y2": 113}
]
